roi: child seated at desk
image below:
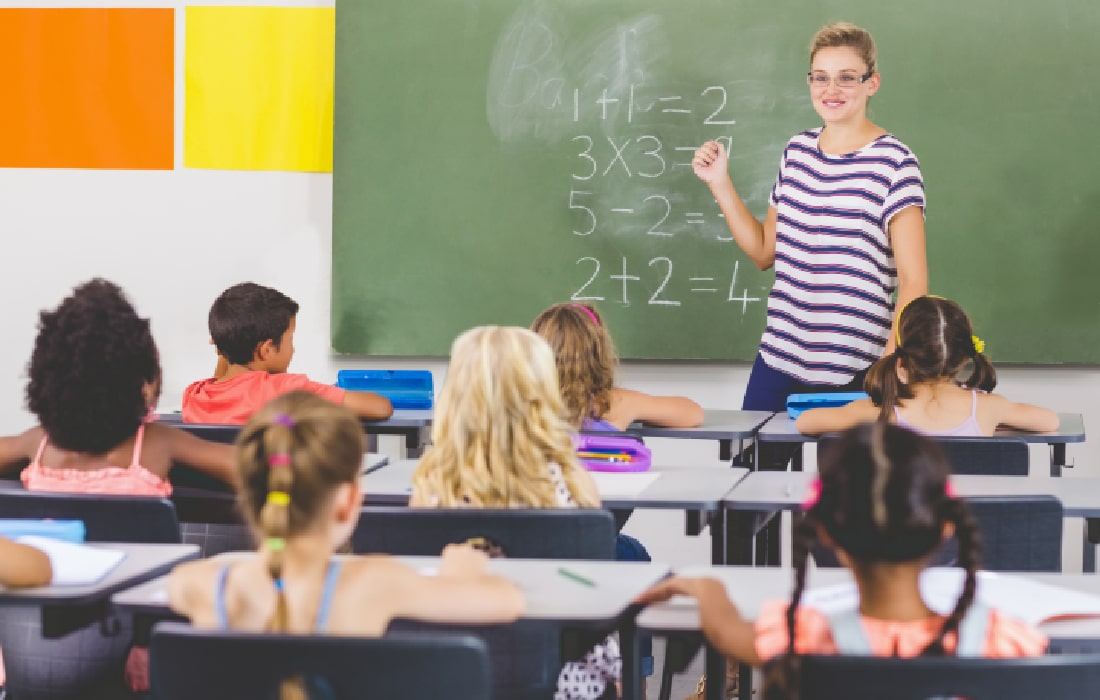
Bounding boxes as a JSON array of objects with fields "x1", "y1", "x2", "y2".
[
  {"x1": 532, "y1": 302, "x2": 704, "y2": 431},
  {"x1": 794, "y1": 296, "x2": 1059, "y2": 437},
  {"x1": 182, "y1": 282, "x2": 392, "y2": 424},
  {"x1": 0, "y1": 279, "x2": 235, "y2": 493},
  {"x1": 638, "y1": 423, "x2": 1045, "y2": 699},
  {"x1": 169, "y1": 392, "x2": 522, "y2": 669},
  {"x1": 412, "y1": 325, "x2": 627, "y2": 700}
]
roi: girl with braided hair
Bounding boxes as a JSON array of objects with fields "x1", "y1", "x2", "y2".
[
  {"x1": 638, "y1": 423, "x2": 1046, "y2": 699},
  {"x1": 169, "y1": 392, "x2": 523, "y2": 680},
  {"x1": 795, "y1": 295, "x2": 1058, "y2": 436}
]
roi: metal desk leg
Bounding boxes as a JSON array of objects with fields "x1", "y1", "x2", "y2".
[
  {"x1": 1051, "y1": 443, "x2": 1067, "y2": 477},
  {"x1": 709, "y1": 510, "x2": 727, "y2": 565},
  {"x1": 725, "y1": 510, "x2": 756, "y2": 565},
  {"x1": 704, "y1": 644, "x2": 726, "y2": 700},
  {"x1": 1085, "y1": 519, "x2": 1099, "y2": 574},
  {"x1": 621, "y1": 621, "x2": 642, "y2": 700}
]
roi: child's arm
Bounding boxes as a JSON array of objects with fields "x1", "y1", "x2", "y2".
[
  {"x1": 381, "y1": 544, "x2": 524, "y2": 624},
  {"x1": 987, "y1": 394, "x2": 1061, "y2": 433},
  {"x1": 794, "y1": 398, "x2": 879, "y2": 436},
  {"x1": 0, "y1": 536, "x2": 53, "y2": 587},
  {"x1": 636, "y1": 576, "x2": 762, "y2": 665},
  {"x1": 159, "y1": 425, "x2": 238, "y2": 488},
  {"x1": 608, "y1": 388, "x2": 704, "y2": 428},
  {"x1": 343, "y1": 391, "x2": 394, "y2": 420},
  {"x1": 0, "y1": 427, "x2": 42, "y2": 476}
]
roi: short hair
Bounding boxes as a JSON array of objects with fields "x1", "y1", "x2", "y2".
[
  {"x1": 26, "y1": 278, "x2": 161, "y2": 453},
  {"x1": 209, "y1": 283, "x2": 299, "y2": 366}
]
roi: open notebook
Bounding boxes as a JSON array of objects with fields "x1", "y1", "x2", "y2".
[
  {"x1": 18, "y1": 536, "x2": 126, "y2": 586},
  {"x1": 804, "y1": 567, "x2": 1100, "y2": 626}
]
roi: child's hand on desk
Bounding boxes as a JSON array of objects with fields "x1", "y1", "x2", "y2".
[{"x1": 438, "y1": 543, "x2": 489, "y2": 578}]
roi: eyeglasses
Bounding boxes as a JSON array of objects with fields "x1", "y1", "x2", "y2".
[{"x1": 806, "y1": 69, "x2": 874, "y2": 88}]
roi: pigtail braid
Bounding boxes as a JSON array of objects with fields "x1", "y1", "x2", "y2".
[
  {"x1": 863, "y1": 353, "x2": 904, "y2": 424},
  {"x1": 963, "y1": 352, "x2": 998, "y2": 393},
  {"x1": 764, "y1": 516, "x2": 818, "y2": 700},
  {"x1": 923, "y1": 499, "x2": 982, "y2": 656},
  {"x1": 259, "y1": 415, "x2": 296, "y2": 633}
]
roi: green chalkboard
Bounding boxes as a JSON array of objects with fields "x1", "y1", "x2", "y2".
[{"x1": 333, "y1": 0, "x2": 1100, "y2": 362}]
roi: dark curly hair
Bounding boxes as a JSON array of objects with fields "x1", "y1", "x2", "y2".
[
  {"x1": 209, "y1": 283, "x2": 299, "y2": 366},
  {"x1": 26, "y1": 279, "x2": 161, "y2": 454}
]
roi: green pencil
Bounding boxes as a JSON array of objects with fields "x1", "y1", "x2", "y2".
[{"x1": 557, "y1": 567, "x2": 596, "y2": 587}]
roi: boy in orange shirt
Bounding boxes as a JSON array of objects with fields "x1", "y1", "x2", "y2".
[{"x1": 182, "y1": 283, "x2": 392, "y2": 424}]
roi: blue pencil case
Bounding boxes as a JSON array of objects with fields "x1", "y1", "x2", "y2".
[
  {"x1": 786, "y1": 392, "x2": 869, "y2": 419},
  {"x1": 573, "y1": 434, "x2": 652, "y2": 473},
  {"x1": 0, "y1": 519, "x2": 85, "y2": 543},
  {"x1": 335, "y1": 370, "x2": 434, "y2": 410}
]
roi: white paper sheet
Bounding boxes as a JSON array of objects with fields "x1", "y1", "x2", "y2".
[
  {"x1": 18, "y1": 536, "x2": 126, "y2": 586},
  {"x1": 803, "y1": 567, "x2": 1100, "y2": 625},
  {"x1": 589, "y1": 471, "x2": 660, "y2": 497}
]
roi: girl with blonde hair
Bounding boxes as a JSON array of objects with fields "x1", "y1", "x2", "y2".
[{"x1": 412, "y1": 326, "x2": 621, "y2": 700}]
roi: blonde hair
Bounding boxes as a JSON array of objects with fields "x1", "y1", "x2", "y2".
[
  {"x1": 530, "y1": 303, "x2": 617, "y2": 429},
  {"x1": 235, "y1": 391, "x2": 364, "y2": 632},
  {"x1": 412, "y1": 326, "x2": 599, "y2": 508},
  {"x1": 810, "y1": 21, "x2": 877, "y2": 73}
]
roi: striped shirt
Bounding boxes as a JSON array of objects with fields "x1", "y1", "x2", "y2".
[{"x1": 760, "y1": 128, "x2": 925, "y2": 385}]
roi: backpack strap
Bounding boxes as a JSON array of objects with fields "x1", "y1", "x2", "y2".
[
  {"x1": 953, "y1": 602, "x2": 989, "y2": 657},
  {"x1": 825, "y1": 608, "x2": 874, "y2": 655}
]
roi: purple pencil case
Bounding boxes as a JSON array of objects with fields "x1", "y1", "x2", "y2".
[{"x1": 573, "y1": 433, "x2": 652, "y2": 473}]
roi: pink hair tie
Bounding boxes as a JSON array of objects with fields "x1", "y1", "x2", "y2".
[
  {"x1": 945, "y1": 481, "x2": 957, "y2": 499},
  {"x1": 802, "y1": 477, "x2": 822, "y2": 510},
  {"x1": 572, "y1": 304, "x2": 600, "y2": 326},
  {"x1": 268, "y1": 454, "x2": 292, "y2": 468}
]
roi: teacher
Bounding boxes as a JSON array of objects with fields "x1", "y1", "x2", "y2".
[{"x1": 694, "y1": 21, "x2": 927, "y2": 413}]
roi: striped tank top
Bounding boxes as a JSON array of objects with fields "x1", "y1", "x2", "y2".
[{"x1": 760, "y1": 127, "x2": 926, "y2": 385}]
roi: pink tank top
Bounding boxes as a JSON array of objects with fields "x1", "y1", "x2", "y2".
[
  {"x1": 894, "y1": 390, "x2": 984, "y2": 437},
  {"x1": 21, "y1": 424, "x2": 173, "y2": 497}
]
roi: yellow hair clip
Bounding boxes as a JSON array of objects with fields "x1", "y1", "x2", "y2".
[
  {"x1": 972, "y1": 335, "x2": 986, "y2": 355},
  {"x1": 267, "y1": 491, "x2": 290, "y2": 506}
]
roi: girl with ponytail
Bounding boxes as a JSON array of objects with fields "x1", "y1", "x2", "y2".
[
  {"x1": 169, "y1": 391, "x2": 523, "y2": 646},
  {"x1": 637, "y1": 423, "x2": 1046, "y2": 699},
  {"x1": 795, "y1": 295, "x2": 1058, "y2": 436}
]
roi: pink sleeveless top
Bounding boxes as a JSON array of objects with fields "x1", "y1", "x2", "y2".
[
  {"x1": 894, "y1": 390, "x2": 984, "y2": 437},
  {"x1": 21, "y1": 424, "x2": 173, "y2": 497}
]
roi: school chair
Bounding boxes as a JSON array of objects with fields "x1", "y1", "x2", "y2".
[
  {"x1": 816, "y1": 436, "x2": 1031, "y2": 477},
  {"x1": 809, "y1": 495, "x2": 1063, "y2": 572},
  {"x1": 150, "y1": 621, "x2": 492, "y2": 700},
  {"x1": 793, "y1": 653, "x2": 1100, "y2": 700},
  {"x1": 937, "y1": 437, "x2": 1030, "y2": 476},
  {"x1": 0, "y1": 489, "x2": 181, "y2": 542},
  {"x1": 353, "y1": 508, "x2": 617, "y2": 700},
  {"x1": 351, "y1": 507, "x2": 617, "y2": 559}
]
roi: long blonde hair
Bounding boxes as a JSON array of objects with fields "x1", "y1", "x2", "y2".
[
  {"x1": 531, "y1": 302, "x2": 617, "y2": 429},
  {"x1": 412, "y1": 326, "x2": 599, "y2": 508}
]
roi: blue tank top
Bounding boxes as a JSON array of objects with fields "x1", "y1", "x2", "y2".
[{"x1": 215, "y1": 561, "x2": 342, "y2": 632}]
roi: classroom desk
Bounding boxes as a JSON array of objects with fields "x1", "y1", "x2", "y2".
[
  {"x1": 724, "y1": 470, "x2": 1100, "y2": 571},
  {"x1": 622, "y1": 410, "x2": 774, "y2": 462},
  {"x1": 113, "y1": 556, "x2": 671, "y2": 700},
  {"x1": 637, "y1": 565, "x2": 1100, "y2": 700},
  {"x1": 0, "y1": 542, "x2": 198, "y2": 638},
  {"x1": 159, "y1": 410, "x2": 434, "y2": 458},
  {"x1": 360, "y1": 459, "x2": 750, "y2": 564},
  {"x1": 756, "y1": 412, "x2": 1086, "y2": 476}
]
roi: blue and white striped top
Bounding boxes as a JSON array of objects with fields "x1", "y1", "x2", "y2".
[{"x1": 761, "y1": 127, "x2": 925, "y2": 385}]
